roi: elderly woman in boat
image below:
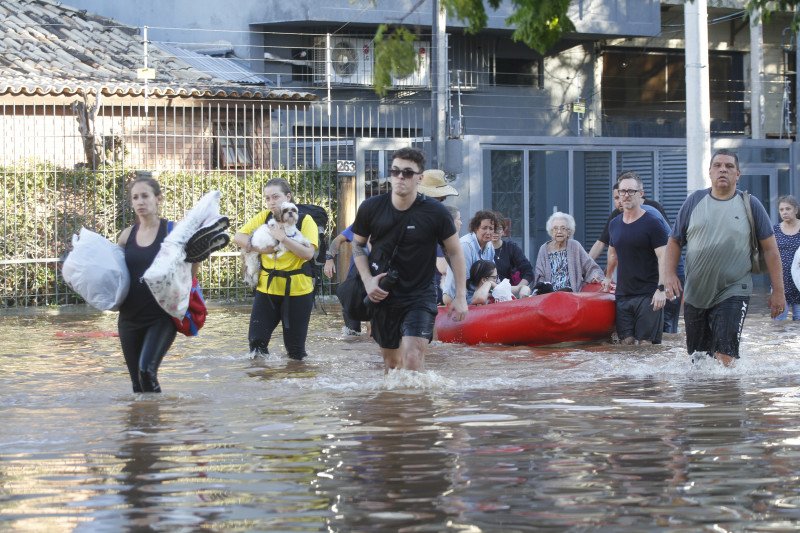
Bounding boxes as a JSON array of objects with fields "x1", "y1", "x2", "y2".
[{"x1": 533, "y1": 212, "x2": 604, "y2": 294}]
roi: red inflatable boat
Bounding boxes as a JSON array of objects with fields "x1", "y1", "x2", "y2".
[{"x1": 435, "y1": 285, "x2": 615, "y2": 347}]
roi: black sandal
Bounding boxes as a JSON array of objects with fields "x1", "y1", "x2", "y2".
[{"x1": 185, "y1": 231, "x2": 230, "y2": 262}]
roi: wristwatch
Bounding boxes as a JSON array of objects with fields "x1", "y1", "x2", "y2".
[
  {"x1": 325, "y1": 252, "x2": 335, "y2": 261},
  {"x1": 657, "y1": 284, "x2": 665, "y2": 292}
]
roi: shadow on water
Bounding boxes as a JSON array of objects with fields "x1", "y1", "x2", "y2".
[{"x1": 3, "y1": 303, "x2": 800, "y2": 530}]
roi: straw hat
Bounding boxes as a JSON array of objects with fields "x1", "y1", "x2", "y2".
[{"x1": 418, "y1": 169, "x2": 459, "y2": 198}]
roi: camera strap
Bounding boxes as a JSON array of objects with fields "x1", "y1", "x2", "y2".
[{"x1": 384, "y1": 195, "x2": 420, "y2": 271}]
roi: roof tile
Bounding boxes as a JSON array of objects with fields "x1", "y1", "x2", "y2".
[{"x1": 0, "y1": 0, "x2": 316, "y2": 102}]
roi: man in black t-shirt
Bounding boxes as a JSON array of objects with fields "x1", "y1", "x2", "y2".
[
  {"x1": 352, "y1": 148, "x2": 468, "y2": 372},
  {"x1": 601, "y1": 173, "x2": 669, "y2": 344}
]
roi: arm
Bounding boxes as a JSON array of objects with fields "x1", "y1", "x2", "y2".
[
  {"x1": 442, "y1": 232, "x2": 468, "y2": 321},
  {"x1": 577, "y1": 246, "x2": 604, "y2": 284},
  {"x1": 533, "y1": 245, "x2": 546, "y2": 285},
  {"x1": 268, "y1": 223, "x2": 315, "y2": 261},
  {"x1": 588, "y1": 240, "x2": 606, "y2": 261},
  {"x1": 352, "y1": 233, "x2": 388, "y2": 303},
  {"x1": 324, "y1": 233, "x2": 349, "y2": 278},
  {"x1": 470, "y1": 279, "x2": 495, "y2": 305},
  {"x1": 762, "y1": 235, "x2": 786, "y2": 318},
  {"x1": 651, "y1": 245, "x2": 667, "y2": 310},
  {"x1": 117, "y1": 226, "x2": 132, "y2": 248},
  {"x1": 601, "y1": 246, "x2": 617, "y2": 292},
  {"x1": 663, "y1": 237, "x2": 683, "y2": 299},
  {"x1": 436, "y1": 256, "x2": 448, "y2": 276}
]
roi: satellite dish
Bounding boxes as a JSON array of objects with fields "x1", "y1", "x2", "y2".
[{"x1": 332, "y1": 41, "x2": 358, "y2": 76}]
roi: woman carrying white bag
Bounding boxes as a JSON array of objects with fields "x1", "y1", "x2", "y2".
[{"x1": 116, "y1": 177, "x2": 225, "y2": 393}]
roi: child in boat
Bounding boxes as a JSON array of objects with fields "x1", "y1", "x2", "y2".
[{"x1": 468, "y1": 260, "x2": 499, "y2": 305}]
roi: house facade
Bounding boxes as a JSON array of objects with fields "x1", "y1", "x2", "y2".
[{"x1": 0, "y1": 0, "x2": 316, "y2": 307}]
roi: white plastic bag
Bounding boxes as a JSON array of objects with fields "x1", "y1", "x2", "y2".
[
  {"x1": 62, "y1": 228, "x2": 130, "y2": 311},
  {"x1": 144, "y1": 191, "x2": 221, "y2": 318},
  {"x1": 143, "y1": 242, "x2": 192, "y2": 318},
  {"x1": 491, "y1": 278, "x2": 514, "y2": 302}
]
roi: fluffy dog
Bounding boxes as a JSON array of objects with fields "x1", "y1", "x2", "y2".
[{"x1": 243, "y1": 202, "x2": 311, "y2": 287}]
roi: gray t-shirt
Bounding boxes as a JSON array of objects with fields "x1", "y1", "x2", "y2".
[{"x1": 671, "y1": 188, "x2": 773, "y2": 309}]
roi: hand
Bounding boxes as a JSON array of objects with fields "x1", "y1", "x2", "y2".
[
  {"x1": 268, "y1": 223, "x2": 287, "y2": 244},
  {"x1": 448, "y1": 295, "x2": 468, "y2": 322},
  {"x1": 365, "y1": 272, "x2": 389, "y2": 303},
  {"x1": 600, "y1": 277, "x2": 613, "y2": 292},
  {"x1": 323, "y1": 259, "x2": 336, "y2": 279},
  {"x1": 768, "y1": 291, "x2": 787, "y2": 319},
  {"x1": 651, "y1": 289, "x2": 667, "y2": 311},
  {"x1": 663, "y1": 273, "x2": 683, "y2": 301}
]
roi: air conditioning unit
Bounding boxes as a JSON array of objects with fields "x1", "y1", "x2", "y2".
[
  {"x1": 391, "y1": 41, "x2": 430, "y2": 88},
  {"x1": 313, "y1": 37, "x2": 374, "y2": 86}
]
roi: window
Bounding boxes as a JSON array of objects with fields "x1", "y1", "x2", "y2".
[
  {"x1": 602, "y1": 48, "x2": 745, "y2": 135},
  {"x1": 494, "y1": 57, "x2": 542, "y2": 87},
  {"x1": 214, "y1": 122, "x2": 253, "y2": 169}
]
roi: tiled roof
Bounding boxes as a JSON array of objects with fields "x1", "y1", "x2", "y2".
[{"x1": 0, "y1": 0, "x2": 316, "y2": 101}]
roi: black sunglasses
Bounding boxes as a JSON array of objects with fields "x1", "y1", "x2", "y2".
[{"x1": 389, "y1": 168, "x2": 420, "y2": 179}]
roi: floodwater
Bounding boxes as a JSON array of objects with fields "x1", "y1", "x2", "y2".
[{"x1": 3, "y1": 300, "x2": 800, "y2": 532}]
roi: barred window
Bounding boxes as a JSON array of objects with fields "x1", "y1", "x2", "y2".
[{"x1": 214, "y1": 122, "x2": 253, "y2": 168}]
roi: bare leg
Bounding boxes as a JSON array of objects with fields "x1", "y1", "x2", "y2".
[
  {"x1": 381, "y1": 347, "x2": 402, "y2": 372},
  {"x1": 380, "y1": 336, "x2": 428, "y2": 372},
  {"x1": 400, "y1": 336, "x2": 428, "y2": 371}
]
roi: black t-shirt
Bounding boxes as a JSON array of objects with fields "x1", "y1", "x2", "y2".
[
  {"x1": 608, "y1": 211, "x2": 669, "y2": 297},
  {"x1": 598, "y1": 198, "x2": 669, "y2": 245},
  {"x1": 352, "y1": 193, "x2": 456, "y2": 307}
]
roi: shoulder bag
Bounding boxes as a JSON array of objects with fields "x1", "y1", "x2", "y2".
[{"x1": 741, "y1": 191, "x2": 768, "y2": 274}]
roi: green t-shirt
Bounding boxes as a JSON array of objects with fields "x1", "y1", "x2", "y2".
[{"x1": 672, "y1": 188, "x2": 773, "y2": 309}]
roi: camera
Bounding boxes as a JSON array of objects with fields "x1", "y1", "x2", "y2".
[{"x1": 363, "y1": 268, "x2": 400, "y2": 308}]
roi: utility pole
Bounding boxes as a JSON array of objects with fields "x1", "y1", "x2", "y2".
[
  {"x1": 750, "y1": 9, "x2": 765, "y2": 139},
  {"x1": 431, "y1": 0, "x2": 447, "y2": 169},
  {"x1": 684, "y1": 0, "x2": 712, "y2": 192}
]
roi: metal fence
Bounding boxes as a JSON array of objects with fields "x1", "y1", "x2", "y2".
[{"x1": 0, "y1": 94, "x2": 429, "y2": 308}]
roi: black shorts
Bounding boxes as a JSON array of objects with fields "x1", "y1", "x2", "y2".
[
  {"x1": 371, "y1": 304, "x2": 437, "y2": 350},
  {"x1": 684, "y1": 296, "x2": 749, "y2": 359},
  {"x1": 615, "y1": 294, "x2": 664, "y2": 344}
]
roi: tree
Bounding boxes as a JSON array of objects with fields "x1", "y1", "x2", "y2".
[{"x1": 372, "y1": 0, "x2": 796, "y2": 96}]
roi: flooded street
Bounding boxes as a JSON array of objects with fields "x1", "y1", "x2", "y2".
[{"x1": 3, "y1": 302, "x2": 800, "y2": 531}]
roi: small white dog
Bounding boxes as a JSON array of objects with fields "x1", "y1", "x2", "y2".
[{"x1": 243, "y1": 202, "x2": 311, "y2": 287}]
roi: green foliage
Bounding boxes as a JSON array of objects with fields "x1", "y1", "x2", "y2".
[
  {"x1": 746, "y1": 0, "x2": 800, "y2": 31},
  {"x1": 372, "y1": 0, "x2": 574, "y2": 95},
  {"x1": 373, "y1": 26, "x2": 419, "y2": 97},
  {"x1": 442, "y1": 0, "x2": 574, "y2": 53},
  {"x1": 1, "y1": 164, "x2": 337, "y2": 308}
]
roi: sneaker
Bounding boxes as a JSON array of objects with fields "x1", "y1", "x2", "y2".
[
  {"x1": 186, "y1": 216, "x2": 230, "y2": 249},
  {"x1": 185, "y1": 231, "x2": 230, "y2": 262},
  {"x1": 341, "y1": 326, "x2": 361, "y2": 337}
]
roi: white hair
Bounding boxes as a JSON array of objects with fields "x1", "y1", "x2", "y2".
[{"x1": 546, "y1": 212, "x2": 575, "y2": 236}]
